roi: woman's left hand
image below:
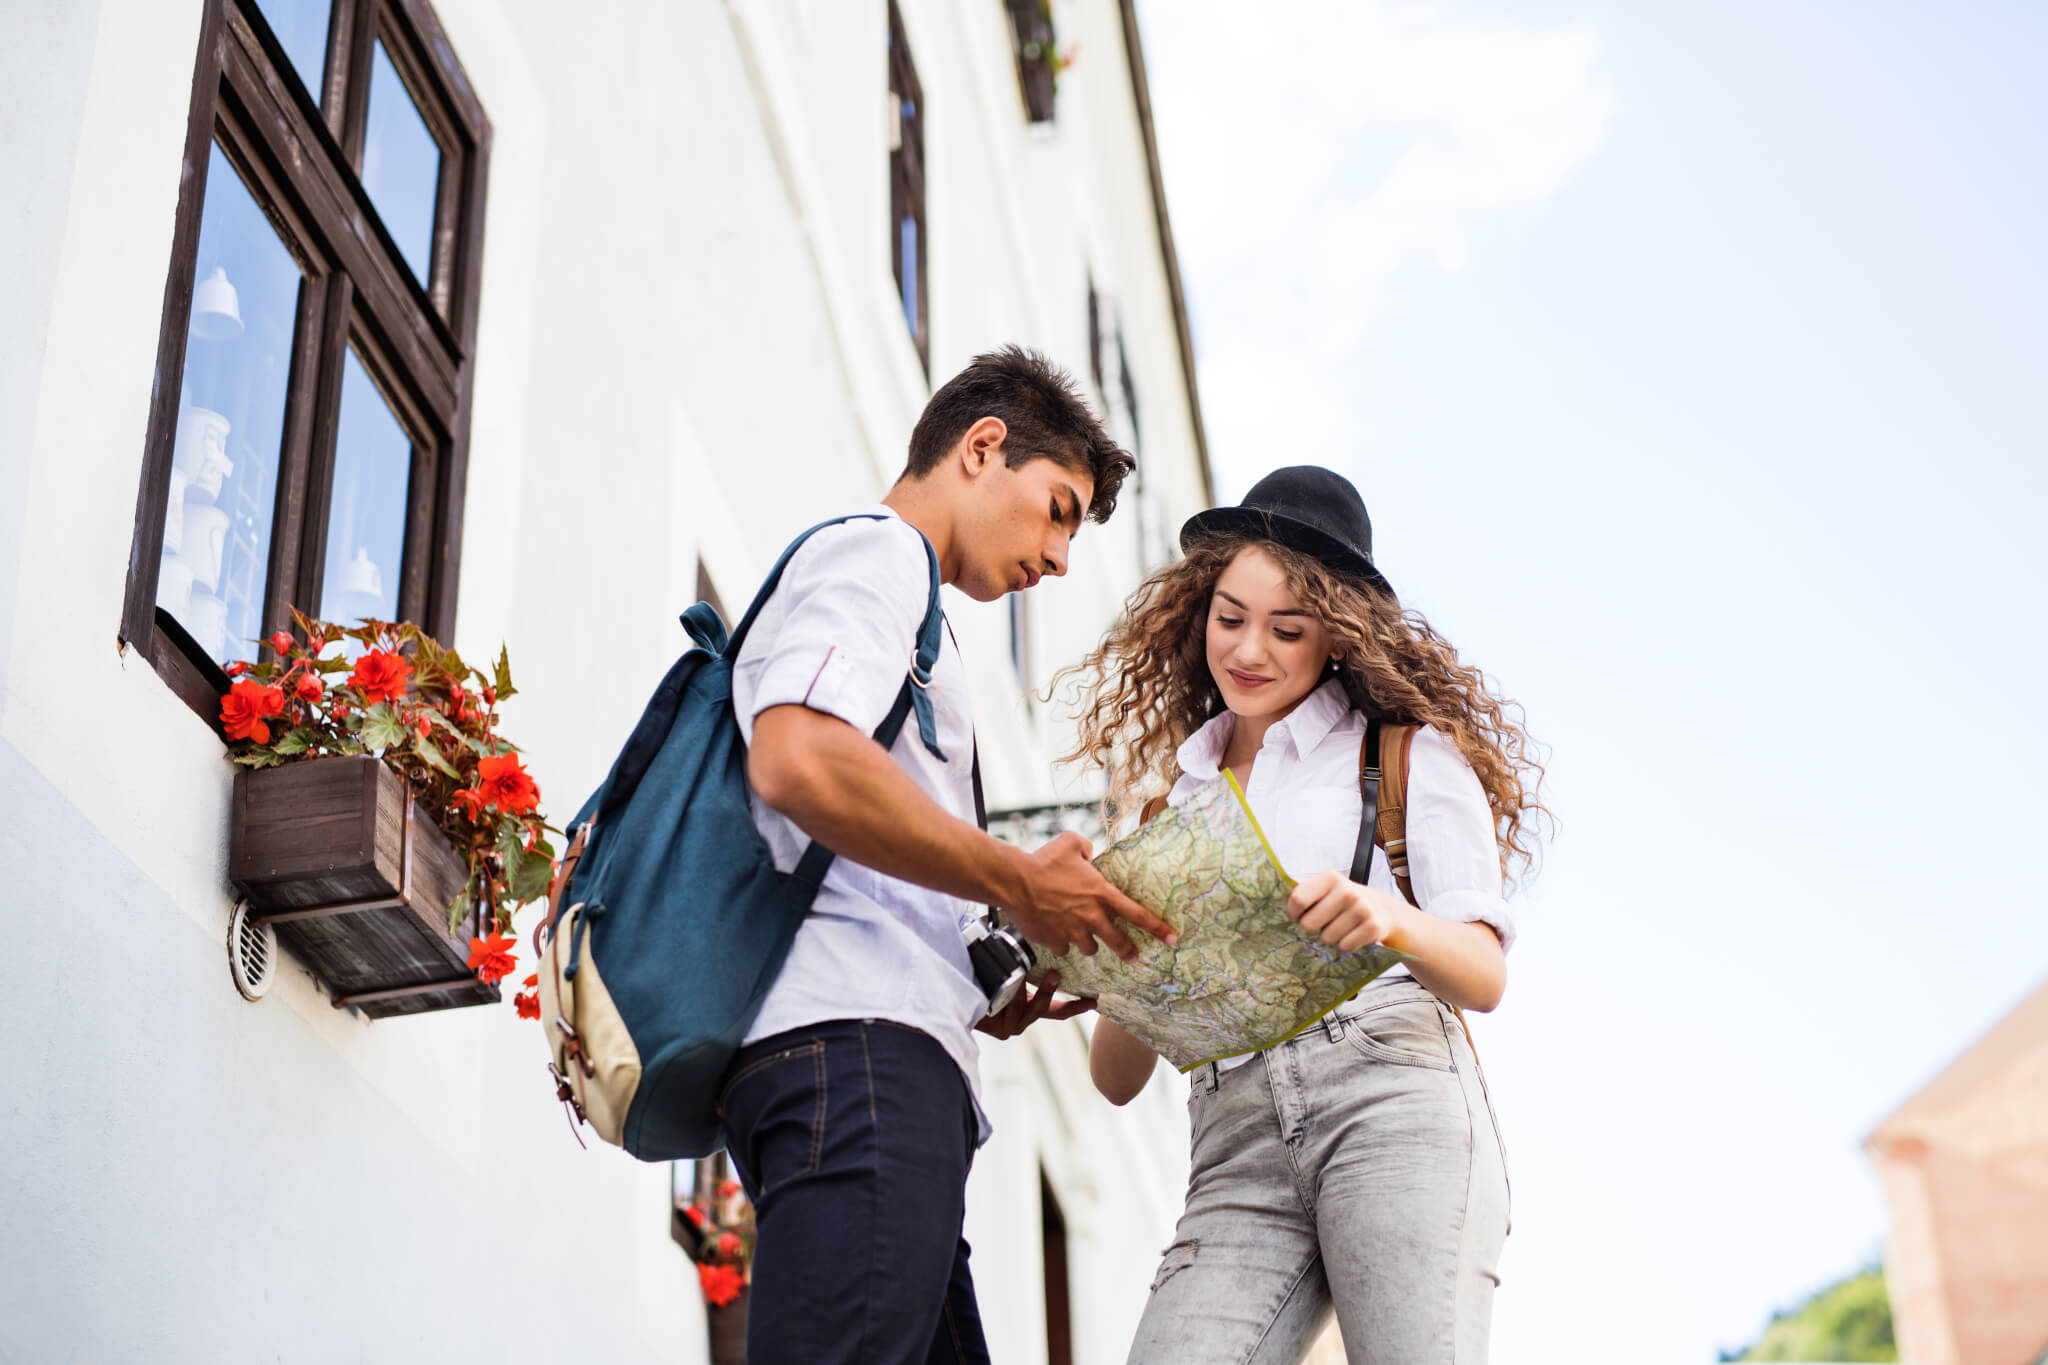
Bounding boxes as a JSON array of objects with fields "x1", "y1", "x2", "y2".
[{"x1": 1286, "y1": 872, "x2": 1415, "y2": 954}]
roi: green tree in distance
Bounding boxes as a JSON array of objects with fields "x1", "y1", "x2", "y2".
[{"x1": 1721, "y1": 1268, "x2": 1897, "y2": 1362}]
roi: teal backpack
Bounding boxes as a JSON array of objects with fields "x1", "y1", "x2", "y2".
[{"x1": 537, "y1": 514, "x2": 945, "y2": 1160}]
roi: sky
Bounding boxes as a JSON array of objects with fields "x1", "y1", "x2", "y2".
[{"x1": 1133, "y1": 0, "x2": 2048, "y2": 1358}]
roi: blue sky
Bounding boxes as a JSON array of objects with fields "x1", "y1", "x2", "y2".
[{"x1": 1136, "y1": 1, "x2": 2048, "y2": 1357}]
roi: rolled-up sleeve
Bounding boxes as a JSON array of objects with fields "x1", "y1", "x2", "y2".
[
  {"x1": 1405, "y1": 726, "x2": 1517, "y2": 953},
  {"x1": 733, "y1": 518, "x2": 931, "y2": 744}
]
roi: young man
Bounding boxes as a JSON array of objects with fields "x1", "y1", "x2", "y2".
[{"x1": 726, "y1": 346, "x2": 1172, "y2": 1363}]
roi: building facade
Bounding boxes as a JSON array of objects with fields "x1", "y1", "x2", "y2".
[
  {"x1": 0, "y1": 1, "x2": 1212, "y2": 1359},
  {"x1": 1867, "y1": 978, "x2": 2048, "y2": 1365}
]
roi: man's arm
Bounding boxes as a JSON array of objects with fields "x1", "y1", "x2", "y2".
[{"x1": 749, "y1": 704, "x2": 1177, "y2": 961}]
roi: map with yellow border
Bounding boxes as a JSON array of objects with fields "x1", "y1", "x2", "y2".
[{"x1": 1020, "y1": 774, "x2": 1412, "y2": 1071}]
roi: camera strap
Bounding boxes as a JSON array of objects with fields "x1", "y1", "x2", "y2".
[
  {"x1": 970, "y1": 741, "x2": 1000, "y2": 928},
  {"x1": 938, "y1": 613, "x2": 1001, "y2": 931}
]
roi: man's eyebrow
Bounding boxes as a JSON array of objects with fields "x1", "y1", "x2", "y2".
[
  {"x1": 1213, "y1": 589, "x2": 1309, "y2": 617},
  {"x1": 1060, "y1": 484, "x2": 1087, "y2": 528}
]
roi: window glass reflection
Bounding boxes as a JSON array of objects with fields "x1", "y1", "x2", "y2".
[
  {"x1": 159, "y1": 142, "x2": 301, "y2": 667},
  {"x1": 361, "y1": 41, "x2": 441, "y2": 284},
  {"x1": 900, "y1": 216, "x2": 919, "y2": 335},
  {"x1": 319, "y1": 350, "x2": 413, "y2": 629},
  {"x1": 257, "y1": 0, "x2": 332, "y2": 105}
]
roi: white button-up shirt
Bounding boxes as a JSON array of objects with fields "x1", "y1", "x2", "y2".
[
  {"x1": 732, "y1": 508, "x2": 990, "y2": 1138},
  {"x1": 1167, "y1": 678, "x2": 1515, "y2": 1070}
]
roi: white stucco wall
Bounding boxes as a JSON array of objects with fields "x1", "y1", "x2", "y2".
[{"x1": 0, "y1": 1, "x2": 1203, "y2": 1361}]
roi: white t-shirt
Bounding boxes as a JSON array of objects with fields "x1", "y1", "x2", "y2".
[
  {"x1": 731, "y1": 508, "x2": 990, "y2": 1138},
  {"x1": 1166, "y1": 678, "x2": 1515, "y2": 1071}
]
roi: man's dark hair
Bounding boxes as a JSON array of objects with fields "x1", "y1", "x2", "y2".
[{"x1": 905, "y1": 345, "x2": 1134, "y2": 523}]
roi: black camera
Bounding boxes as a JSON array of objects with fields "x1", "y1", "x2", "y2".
[{"x1": 962, "y1": 916, "x2": 1034, "y2": 1014}]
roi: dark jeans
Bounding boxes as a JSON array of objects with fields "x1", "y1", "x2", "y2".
[{"x1": 717, "y1": 1019, "x2": 990, "y2": 1365}]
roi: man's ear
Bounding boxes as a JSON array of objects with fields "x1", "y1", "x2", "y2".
[{"x1": 957, "y1": 416, "x2": 1009, "y2": 478}]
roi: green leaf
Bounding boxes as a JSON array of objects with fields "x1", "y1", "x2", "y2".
[
  {"x1": 492, "y1": 644, "x2": 518, "y2": 701},
  {"x1": 230, "y1": 750, "x2": 284, "y2": 769},
  {"x1": 360, "y1": 701, "x2": 406, "y2": 752},
  {"x1": 445, "y1": 883, "x2": 475, "y2": 935},
  {"x1": 312, "y1": 654, "x2": 351, "y2": 675},
  {"x1": 273, "y1": 728, "x2": 314, "y2": 757},
  {"x1": 495, "y1": 821, "x2": 524, "y2": 871},
  {"x1": 508, "y1": 843, "x2": 554, "y2": 905},
  {"x1": 413, "y1": 732, "x2": 461, "y2": 780}
]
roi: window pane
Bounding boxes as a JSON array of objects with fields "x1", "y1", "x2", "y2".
[
  {"x1": 257, "y1": 0, "x2": 332, "y2": 105},
  {"x1": 361, "y1": 40, "x2": 441, "y2": 284},
  {"x1": 319, "y1": 350, "x2": 413, "y2": 629},
  {"x1": 158, "y1": 142, "x2": 302, "y2": 667},
  {"x1": 899, "y1": 215, "x2": 919, "y2": 333}
]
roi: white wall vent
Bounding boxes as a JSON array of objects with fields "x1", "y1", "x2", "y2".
[{"x1": 227, "y1": 900, "x2": 278, "y2": 1001}]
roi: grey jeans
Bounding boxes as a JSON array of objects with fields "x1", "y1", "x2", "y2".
[{"x1": 1128, "y1": 978, "x2": 1511, "y2": 1365}]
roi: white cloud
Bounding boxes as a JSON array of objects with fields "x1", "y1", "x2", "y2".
[{"x1": 1136, "y1": 0, "x2": 1615, "y2": 492}]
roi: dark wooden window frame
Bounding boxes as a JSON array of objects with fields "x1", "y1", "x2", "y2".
[
  {"x1": 1004, "y1": 0, "x2": 1059, "y2": 124},
  {"x1": 888, "y1": 0, "x2": 929, "y2": 374},
  {"x1": 1086, "y1": 274, "x2": 1104, "y2": 400},
  {"x1": 121, "y1": 0, "x2": 490, "y2": 729},
  {"x1": 1041, "y1": 1170, "x2": 1073, "y2": 1365}
]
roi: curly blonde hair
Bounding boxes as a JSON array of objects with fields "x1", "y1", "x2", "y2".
[{"x1": 1055, "y1": 533, "x2": 1551, "y2": 884}]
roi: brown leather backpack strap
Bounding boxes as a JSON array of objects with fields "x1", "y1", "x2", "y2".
[{"x1": 1376, "y1": 724, "x2": 1419, "y2": 907}]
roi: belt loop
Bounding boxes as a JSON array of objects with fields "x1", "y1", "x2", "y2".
[
  {"x1": 1322, "y1": 1011, "x2": 1345, "y2": 1044},
  {"x1": 1200, "y1": 1062, "x2": 1220, "y2": 1093}
]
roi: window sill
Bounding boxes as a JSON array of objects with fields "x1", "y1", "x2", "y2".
[{"x1": 141, "y1": 608, "x2": 231, "y2": 740}]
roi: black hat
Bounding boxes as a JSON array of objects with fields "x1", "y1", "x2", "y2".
[{"x1": 1180, "y1": 465, "x2": 1394, "y2": 599}]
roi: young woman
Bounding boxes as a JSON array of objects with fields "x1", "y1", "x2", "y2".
[{"x1": 1063, "y1": 466, "x2": 1547, "y2": 1364}]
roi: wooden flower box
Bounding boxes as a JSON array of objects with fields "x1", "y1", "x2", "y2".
[{"x1": 229, "y1": 754, "x2": 498, "y2": 1018}]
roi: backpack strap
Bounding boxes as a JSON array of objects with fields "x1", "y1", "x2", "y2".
[
  {"x1": 1349, "y1": 717, "x2": 1387, "y2": 888},
  {"x1": 1356, "y1": 720, "x2": 1488, "y2": 1079},
  {"x1": 723, "y1": 512, "x2": 947, "y2": 761},
  {"x1": 1378, "y1": 723, "x2": 1419, "y2": 906},
  {"x1": 1351, "y1": 720, "x2": 1419, "y2": 903}
]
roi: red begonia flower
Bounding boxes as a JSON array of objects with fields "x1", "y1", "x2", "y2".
[
  {"x1": 715, "y1": 1180, "x2": 741, "y2": 1200},
  {"x1": 514, "y1": 990, "x2": 541, "y2": 1020},
  {"x1": 224, "y1": 660, "x2": 248, "y2": 678},
  {"x1": 268, "y1": 630, "x2": 295, "y2": 657},
  {"x1": 523, "y1": 973, "x2": 539, "y2": 989},
  {"x1": 477, "y1": 753, "x2": 540, "y2": 814},
  {"x1": 684, "y1": 1205, "x2": 706, "y2": 1228},
  {"x1": 716, "y1": 1232, "x2": 742, "y2": 1258},
  {"x1": 293, "y1": 672, "x2": 323, "y2": 703},
  {"x1": 467, "y1": 930, "x2": 517, "y2": 984},
  {"x1": 449, "y1": 788, "x2": 487, "y2": 822},
  {"x1": 220, "y1": 680, "x2": 287, "y2": 743},
  {"x1": 349, "y1": 649, "x2": 411, "y2": 704},
  {"x1": 698, "y1": 1263, "x2": 745, "y2": 1307}
]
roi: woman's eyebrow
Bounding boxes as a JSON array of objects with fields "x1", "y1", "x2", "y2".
[{"x1": 1214, "y1": 589, "x2": 1310, "y2": 618}]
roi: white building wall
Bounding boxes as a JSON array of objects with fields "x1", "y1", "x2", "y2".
[{"x1": 1, "y1": 1, "x2": 1205, "y2": 1361}]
